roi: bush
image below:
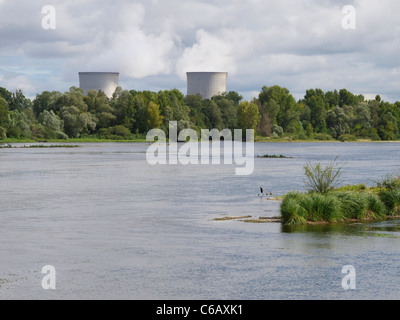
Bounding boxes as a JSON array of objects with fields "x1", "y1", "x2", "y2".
[
  {"x1": 272, "y1": 125, "x2": 283, "y2": 137},
  {"x1": 109, "y1": 125, "x2": 132, "y2": 139},
  {"x1": 56, "y1": 131, "x2": 69, "y2": 140},
  {"x1": 303, "y1": 159, "x2": 343, "y2": 193},
  {"x1": 338, "y1": 134, "x2": 357, "y2": 142},
  {"x1": 296, "y1": 132, "x2": 308, "y2": 140},
  {"x1": 98, "y1": 125, "x2": 132, "y2": 140}
]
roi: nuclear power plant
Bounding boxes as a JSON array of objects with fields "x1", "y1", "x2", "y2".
[
  {"x1": 78, "y1": 72, "x2": 119, "y2": 98},
  {"x1": 186, "y1": 72, "x2": 228, "y2": 99}
]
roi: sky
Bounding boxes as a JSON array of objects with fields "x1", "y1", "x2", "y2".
[{"x1": 0, "y1": 0, "x2": 400, "y2": 102}]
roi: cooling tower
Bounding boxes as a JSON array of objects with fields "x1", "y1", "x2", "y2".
[
  {"x1": 79, "y1": 72, "x2": 119, "y2": 98},
  {"x1": 186, "y1": 72, "x2": 228, "y2": 99}
]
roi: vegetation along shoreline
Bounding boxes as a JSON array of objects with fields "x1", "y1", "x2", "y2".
[
  {"x1": 1, "y1": 85, "x2": 400, "y2": 143},
  {"x1": 215, "y1": 160, "x2": 400, "y2": 226},
  {"x1": 281, "y1": 160, "x2": 400, "y2": 225}
]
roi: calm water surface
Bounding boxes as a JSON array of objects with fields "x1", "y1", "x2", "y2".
[{"x1": 0, "y1": 142, "x2": 400, "y2": 300}]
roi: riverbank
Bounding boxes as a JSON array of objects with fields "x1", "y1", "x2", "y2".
[
  {"x1": 255, "y1": 135, "x2": 400, "y2": 143},
  {"x1": 0, "y1": 144, "x2": 80, "y2": 148},
  {"x1": 2, "y1": 137, "x2": 400, "y2": 144},
  {"x1": 0, "y1": 137, "x2": 147, "y2": 144},
  {"x1": 213, "y1": 213, "x2": 400, "y2": 225}
]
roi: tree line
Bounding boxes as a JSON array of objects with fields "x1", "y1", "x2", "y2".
[{"x1": 0, "y1": 85, "x2": 399, "y2": 141}]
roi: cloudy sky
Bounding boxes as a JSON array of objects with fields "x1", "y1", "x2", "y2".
[{"x1": 1, "y1": 0, "x2": 400, "y2": 102}]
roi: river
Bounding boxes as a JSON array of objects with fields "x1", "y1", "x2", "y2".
[{"x1": 0, "y1": 142, "x2": 400, "y2": 299}]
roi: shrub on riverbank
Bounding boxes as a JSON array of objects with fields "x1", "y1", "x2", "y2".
[
  {"x1": 280, "y1": 160, "x2": 400, "y2": 225},
  {"x1": 280, "y1": 189, "x2": 392, "y2": 225},
  {"x1": 303, "y1": 159, "x2": 343, "y2": 193}
]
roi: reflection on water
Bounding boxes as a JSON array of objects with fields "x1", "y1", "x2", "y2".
[
  {"x1": 282, "y1": 219, "x2": 400, "y2": 238},
  {"x1": 0, "y1": 142, "x2": 400, "y2": 300}
]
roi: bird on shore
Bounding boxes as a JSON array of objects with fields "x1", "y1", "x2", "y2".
[{"x1": 258, "y1": 187, "x2": 273, "y2": 197}]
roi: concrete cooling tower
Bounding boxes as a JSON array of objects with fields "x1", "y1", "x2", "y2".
[
  {"x1": 79, "y1": 72, "x2": 119, "y2": 98},
  {"x1": 186, "y1": 72, "x2": 227, "y2": 99}
]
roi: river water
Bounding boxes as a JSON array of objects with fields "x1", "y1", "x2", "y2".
[{"x1": 0, "y1": 141, "x2": 400, "y2": 300}]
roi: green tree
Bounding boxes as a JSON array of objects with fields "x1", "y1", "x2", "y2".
[
  {"x1": 339, "y1": 89, "x2": 356, "y2": 107},
  {"x1": 146, "y1": 101, "x2": 164, "y2": 131},
  {"x1": 306, "y1": 122, "x2": 314, "y2": 137},
  {"x1": 7, "y1": 109, "x2": 32, "y2": 138},
  {"x1": 38, "y1": 110, "x2": 63, "y2": 132},
  {"x1": 185, "y1": 94, "x2": 206, "y2": 130},
  {"x1": 0, "y1": 97, "x2": 8, "y2": 128},
  {"x1": 212, "y1": 91, "x2": 242, "y2": 106},
  {"x1": 67, "y1": 87, "x2": 88, "y2": 111},
  {"x1": 85, "y1": 90, "x2": 116, "y2": 129},
  {"x1": 131, "y1": 92, "x2": 148, "y2": 133},
  {"x1": 33, "y1": 91, "x2": 52, "y2": 118},
  {"x1": 215, "y1": 98, "x2": 238, "y2": 130},
  {"x1": 326, "y1": 106, "x2": 350, "y2": 138},
  {"x1": 110, "y1": 89, "x2": 136, "y2": 130},
  {"x1": 325, "y1": 90, "x2": 340, "y2": 108},
  {"x1": 378, "y1": 112, "x2": 397, "y2": 140},
  {"x1": 158, "y1": 89, "x2": 190, "y2": 131},
  {"x1": 202, "y1": 99, "x2": 223, "y2": 129},
  {"x1": 353, "y1": 103, "x2": 372, "y2": 137},
  {"x1": 300, "y1": 104, "x2": 311, "y2": 129},
  {"x1": 0, "y1": 87, "x2": 12, "y2": 103},
  {"x1": 0, "y1": 97, "x2": 8, "y2": 139},
  {"x1": 8, "y1": 89, "x2": 32, "y2": 111},
  {"x1": 303, "y1": 89, "x2": 327, "y2": 133},
  {"x1": 60, "y1": 106, "x2": 97, "y2": 138},
  {"x1": 238, "y1": 101, "x2": 260, "y2": 132},
  {"x1": 258, "y1": 85, "x2": 298, "y2": 132}
]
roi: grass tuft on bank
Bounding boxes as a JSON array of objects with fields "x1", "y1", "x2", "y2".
[{"x1": 280, "y1": 160, "x2": 400, "y2": 225}]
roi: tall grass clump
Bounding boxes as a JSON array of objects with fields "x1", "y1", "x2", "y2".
[
  {"x1": 281, "y1": 192, "x2": 342, "y2": 225},
  {"x1": 280, "y1": 192, "x2": 307, "y2": 225},
  {"x1": 300, "y1": 193, "x2": 342, "y2": 222},
  {"x1": 335, "y1": 192, "x2": 368, "y2": 219},
  {"x1": 379, "y1": 188, "x2": 400, "y2": 216},
  {"x1": 303, "y1": 158, "x2": 344, "y2": 194},
  {"x1": 366, "y1": 193, "x2": 386, "y2": 219}
]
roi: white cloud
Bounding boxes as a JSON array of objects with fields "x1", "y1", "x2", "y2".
[
  {"x1": 1, "y1": 0, "x2": 400, "y2": 101},
  {"x1": 4, "y1": 74, "x2": 35, "y2": 94},
  {"x1": 176, "y1": 29, "x2": 236, "y2": 79},
  {"x1": 56, "y1": 2, "x2": 176, "y2": 78},
  {"x1": 85, "y1": 30, "x2": 175, "y2": 78}
]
